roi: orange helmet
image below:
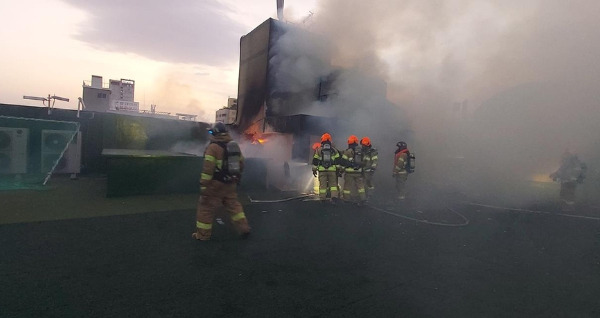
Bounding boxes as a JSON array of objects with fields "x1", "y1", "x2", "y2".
[
  {"x1": 321, "y1": 133, "x2": 332, "y2": 143},
  {"x1": 347, "y1": 135, "x2": 359, "y2": 145},
  {"x1": 360, "y1": 137, "x2": 371, "y2": 147},
  {"x1": 312, "y1": 142, "x2": 321, "y2": 150}
]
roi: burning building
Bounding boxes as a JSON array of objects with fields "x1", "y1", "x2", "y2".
[{"x1": 235, "y1": 18, "x2": 409, "y2": 191}]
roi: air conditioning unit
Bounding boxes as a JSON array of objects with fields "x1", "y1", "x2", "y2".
[
  {"x1": 41, "y1": 130, "x2": 82, "y2": 174},
  {"x1": 0, "y1": 127, "x2": 29, "y2": 174}
]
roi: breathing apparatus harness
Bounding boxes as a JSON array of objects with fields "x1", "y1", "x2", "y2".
[
  {"x1": 350, "y1": 144, "x2": 363, "y2": 170},
  {"x1": 212, "y1": 140, "x2": 242, "y2": 183},
  {"x1": 320, "y1": 142, "x2": 334, "y2": 168}
]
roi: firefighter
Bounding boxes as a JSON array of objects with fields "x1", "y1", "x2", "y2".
[
  {"x1": 312, "y1": 133, "x2": 341, "y2": 202},
  {"x1": 550, "y1": 150, "x2": 587, "y2": 207},
  {"x1": 341, "y1": 135, "x2": 367, "y2": 204},
  {"x1": 360, "y1": 137, "x2": 378, "y2": 199},
  {"x1": 393, "y1": 141, "x2": 411, "y2": 200},
  {"x1": 193, "y1": 122, "x2": 250, "y2": 241}
]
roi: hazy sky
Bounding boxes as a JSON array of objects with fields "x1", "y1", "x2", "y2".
[{"x1": 0, "y1": 0, "x2": 316, "y2": 121}]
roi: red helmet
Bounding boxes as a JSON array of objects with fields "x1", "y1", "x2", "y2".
[
  {"x1": 321, "y1": 133, "x2": 332, "y2": 143},
  {"x1": 360, "y1": 137, "x2": 371, "y2": 147},
  {"x1": 312, "y1": 142, "x2": 321, "y2": 150},
  {"x1": 347, "y1": 135, "x2": 359, "y2": 145}
]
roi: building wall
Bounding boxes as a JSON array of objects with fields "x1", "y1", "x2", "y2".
[
  {"x1": 236, "y1": 19, "x2": 272, "y2": 132},
  {"x1": 108, "y1": 79, "x2": 138, "y2": 112},
  {"x1": 109, "y1": 79, "x2": 135, "y2": 102},
  {"x1": 0, "y1": 103, "x2": 210, "y2": 174},
  {"x1": 82, "y1": 86, "x2": 111, "y2": 112},
  {"x1": 216, "y1": 108, "x2": 236, "y2": 124},
  {"x1": 227, "y1": 98, "x2": 237, "y2": 108}
]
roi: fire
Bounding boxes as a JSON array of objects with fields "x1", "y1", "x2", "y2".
[
  {"x1": 248, "y1": 136, "x2": 268, "y2": 145},
  {"x1": 530, "y1": 173, "x2": 553, "y2": 183}
]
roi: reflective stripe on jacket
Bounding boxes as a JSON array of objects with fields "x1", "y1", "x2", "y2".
[
  {"x1": 201, "y1": 134, "x2": 244, "y2": 189},
  {"x1": 341, "y1": 147, "x2": 363, "y2": 173},
  {"x1": 363, "y1": 147, "x2": 378, "y2": 170}
]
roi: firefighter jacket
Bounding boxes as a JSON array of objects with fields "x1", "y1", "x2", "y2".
[
  {"x1": 393, "y1": 149, "x2": 409, "y2": 174},
  {"x1": 312, "y1": 143, "x2": 340, "y2": 172},
  {"x1": 341, "y1": 147, "x2": 365, "y2": 173},
  {"x1": 200, "y1": 133, "x2": 244, "y2": 191},
  {"x1": 362, "y1": 146, "x2": 378, "y2": 171}
]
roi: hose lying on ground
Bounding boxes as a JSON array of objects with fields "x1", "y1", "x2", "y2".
[
  {"x1": 465, "y1": 202, "x2": 600, "y2": 221},
  {"x1": 366, "y1": 204, "x2": 470, "y2": 227},
  {"x1": 247, "y1": 194, "x2": 314, "y2": 203}
]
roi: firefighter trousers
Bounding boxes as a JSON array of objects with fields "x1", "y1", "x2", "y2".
[
  {"x1": 318, "y1": 171, "x2": 339, "y2": 200},
  {"x1": 560, "y1": 181, "x2": 577, "y2": 203},
  {"x1": 194, "y1": 181, "x2": 250, "y2": 240},
  {"x1": 394, "y1": 172, "x2": 408, "y2": 199},
  {"x1": 343, "y1": 172, "x2": 366, "y2": 202},
  {"x1": 364, "y1": 171, "x2": 375, "y2": 196}
]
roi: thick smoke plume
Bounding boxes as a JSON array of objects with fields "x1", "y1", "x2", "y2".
[{"x1": 274, "y1": 0, "x2": 600, "y2": 205}]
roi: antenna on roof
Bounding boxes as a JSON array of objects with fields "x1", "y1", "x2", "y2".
[
  {"x1": 302, "y1": 11, "x2": 314, "y2": 25},
  {"x1": 23, "y1": 94, "x2": 70, "y2": 115},
  {"x1": 277, "y1": 0, "x2": 284, "y2": 21}
]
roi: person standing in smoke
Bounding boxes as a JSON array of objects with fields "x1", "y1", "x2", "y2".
[
  {"x1": 393, "y1": 141, "x2": 411, "y2": 200},
  {"x1": 550, "y1": 150, "x2": 587, "y2": 207},
  {"x1": 360, "y1": 137, "x2": 378, "y2": 200},
  {"x1": 192, "y1": 122, "x2": 250, "y2": 241},
  {"x1": 312, "y1": 133, "x2": 341, "y2": 203},
  {"x1": 341, "y1": 135, "x2": 367, "y2": 205}
]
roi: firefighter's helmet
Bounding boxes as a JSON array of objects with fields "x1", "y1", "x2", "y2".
[
  {"x1": 312, "y1": 142, "x2": 321, "y2": 151},
  {"x1": 208, "y1": 122, "x2": 228, "y2": 135},
  {"x1": 347, "y1": 135, "x2": 359, "y2": 145},
  {"x1": 360, "y1": 137, "x2": 371, "y2": 147},
  {"x1": 396, "y1": 141, "x2": 407, "y2": 149},
  {"x1": 321, "y1": 133, "x2": 332, "y2": 143}
]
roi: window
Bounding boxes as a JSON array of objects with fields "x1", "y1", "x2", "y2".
[{"x1": 97, "y1": 93, "x2": 107, "y2": 98}]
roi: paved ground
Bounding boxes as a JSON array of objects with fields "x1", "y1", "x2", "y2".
[
  {"x1": 0, "y1": 176, "x2": 197, "y2": 225},
  {"x1": 2, "y1": 183, "x2": 600, "y2": 317}
]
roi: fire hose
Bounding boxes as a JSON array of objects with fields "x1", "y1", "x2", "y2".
[
  {"x1": 366, "y1": 204, "x2": 470, "y2": 227},
  {"x1": 247, "y1": 194, "x2": 315, "y2": 203},
  {"x1": 464, "y1": 202, "x2": 600, "y2": 221}
]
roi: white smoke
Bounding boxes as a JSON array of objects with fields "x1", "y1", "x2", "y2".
[{"x1": 270, "y1": 0, "x2": 600, "y2": 205}]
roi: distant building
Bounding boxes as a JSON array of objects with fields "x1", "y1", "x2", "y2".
[
  {"x1": 82, "y1": 75, "x2": 112, "y2": 112},
  {"x1": 215, "y1": 97, "x2": 237, "y2": 124},
  {"x1": 82, "y1": 75, "x2": 139, "y2": 113},
  {"x1": 109, "y1": 78, "x2": 139, "y2": 112}
]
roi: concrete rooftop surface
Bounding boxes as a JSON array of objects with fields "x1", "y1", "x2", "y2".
[{"x1": 1, "y1": 176, "x2": 600, "y2": 317}]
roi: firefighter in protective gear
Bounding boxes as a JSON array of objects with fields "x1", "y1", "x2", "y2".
[
  {"x1": 360, "y1": 137, "x2": 378, "y2": 199},
  {"x1": 193, "y1": 122, "x2": 250, "y2": 241},
  {"x1": 393, "y1": 141, "x2": 410, "y2": 200},
  {"x1": 550, "y1": 150, "x2": 587, "y2": 206},
  {"x1": 341, "y1": 135, "x2": 367, "y2": 204},
  {"x1": 312, "y1": 133, "x2": 341, "y2": 201}
]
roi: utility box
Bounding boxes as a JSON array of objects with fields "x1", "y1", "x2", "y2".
[{"x1": 0, "y1": 127, "x2": 29, "y2": 174}]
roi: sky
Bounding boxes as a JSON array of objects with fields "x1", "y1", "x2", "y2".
[{"x1": 0, "y1": 0, "x2": 317, "y2": 121}]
